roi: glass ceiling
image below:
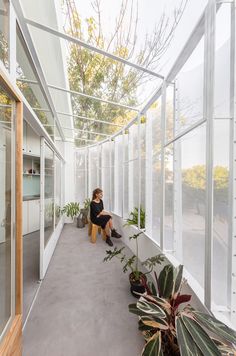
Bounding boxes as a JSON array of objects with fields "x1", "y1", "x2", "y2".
[{"x1": 17, "y1": 0, "x2": 210, "y2": 147}]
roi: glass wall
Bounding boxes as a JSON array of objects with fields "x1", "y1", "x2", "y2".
[
  {"x1": 55, "y1": 156, "x2": 62, "y2": 227},
  {"x1": 74, "y1": 0, "x2": 236, "y2": 327},
  {"x1": 75, "y1": 149, "x2": 87, "y2": 204},
  {"x1": 101, "y1": 141, "x2": 111, "y2": 210},
  {"x1": 0, "y1": 0, "x2": 9, "y2": 69},
  {"x1": 0, "y1": 87, "x2": 14, "y2": 337},
  {"x1": 44, "y1": 144, "x2": 54, "y2": 246}
]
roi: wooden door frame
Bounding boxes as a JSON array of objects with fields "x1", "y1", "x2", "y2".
[{"x1": 0, "y1": 69, "x2": 23, "y2": 355}]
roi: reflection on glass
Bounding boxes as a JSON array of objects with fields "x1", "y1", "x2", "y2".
[
  {"x1": 176, "y1": 37, "x2": 204, "y2": 134},
  {"x1": 55, "y1": 156, "x2": 61, "y2": 226},
  {"x1": 0, "y1": 88, "x2": 12, "y2": 335},
  {"x1": 181, "y1": 124, "x2": 206, "y2": 288},
  {"x1": 44, "y1": 144, "x2": 54, "y2": 247},
  {"x1": 164, "y1": 144, "x2": 174, "y2": 251},
  {"x1": 213, "y1": 119, "x2": 230, "y2": 306},
  {"x1": 0, "y1": 0, "x2": 9, "y2": 69}
]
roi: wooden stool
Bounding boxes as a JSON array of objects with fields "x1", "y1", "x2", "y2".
[{"x1": 88, "y1": 221, "x2": 106, "y2": 243}]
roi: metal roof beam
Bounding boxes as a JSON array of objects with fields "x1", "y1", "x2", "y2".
[{"x1": 24, "y1": 18, "x2": 164, "y2": 80}]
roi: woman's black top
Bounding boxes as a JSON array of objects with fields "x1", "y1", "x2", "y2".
[{"x1": 90, "y1": 199, "x2": 111, "y2": 229}]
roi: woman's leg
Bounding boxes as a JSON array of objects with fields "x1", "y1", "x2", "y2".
[
  {"x1": 104, "y1": 220, "x2": 111, "y2": 236},
  {"x1": 108, "y1": 218, "x2": 113, "y2": 230}
]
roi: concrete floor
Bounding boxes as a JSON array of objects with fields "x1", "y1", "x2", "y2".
[{"x1": 23, "y1": 224, "x2": 144, "y2": 356}]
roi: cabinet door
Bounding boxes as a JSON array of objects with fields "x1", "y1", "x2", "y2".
[
  {"x1": 23, "y1": 201, "x2": 28, "y2": 235},
  {"x1": 27, "y1": 125, "x2": 40, "y2": 156},
  {"x1": 28, "y1": 200, "x2": 40, "y2": 233}
]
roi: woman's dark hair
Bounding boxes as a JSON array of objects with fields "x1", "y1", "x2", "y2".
[{"x1": 92, "y1": 188, "x2": 103, "y2": 200}]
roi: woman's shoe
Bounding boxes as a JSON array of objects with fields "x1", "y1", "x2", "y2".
[
  {"x1": 111, "y1": 229, "x2": 122, "y2": 238},
  {"x1": 106, "y1": 236, "x2": 113, "y2": 246}
]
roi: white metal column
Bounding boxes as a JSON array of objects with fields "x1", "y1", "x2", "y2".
[
  {"x1": 204, "y1": 0, "x2": 216, "y2": 310},
  {"x1": 145, "y1": 111, "x2": 153, "y2": 236}
]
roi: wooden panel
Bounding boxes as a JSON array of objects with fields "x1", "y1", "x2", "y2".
[{"x1": 0, "y1": 316, "x2": 22, "y2": 356}]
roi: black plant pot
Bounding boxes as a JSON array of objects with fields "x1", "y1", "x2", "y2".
[{"x1": 129, "y1": 272, "x2": 147, "y2": 298}]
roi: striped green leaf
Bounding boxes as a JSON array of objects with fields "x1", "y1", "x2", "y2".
[
  {"x1": 176, "y1": 316, "x2": 203, "y2": 356},
  {"x1": 173, "y1": 265, "x2": 183, "y2": 297},
  {"x1": 181, "y1": 315, "x2": 221, "y2": 356},
  {"x1": 141, "y1": 331, "x2": 162, "y2": 356},
  {"x1": 141, "y1": 295, "x2": 171, "y2": 313},
  {"x1": 141, "y1": 316, "x2": 169, "y2": 330},
  {"x1": 129, "y1": 303, "x2": 146, "y2": 316},
  {"x1": 191, "y1": 310, "x2": 236, "y2": 345},
  {"x1": 158, "y1": 264, "x2": 174, "y2": 298},
  {"x1": 137, "y1": 300, "x2": 166, "y2": 319}
]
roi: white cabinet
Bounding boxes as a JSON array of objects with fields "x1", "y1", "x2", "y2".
[
  {"x1": 23, "y1": 199, "x2": 40, "y2": 235},
  {"x1": 23, "y1": 201, "x2": 28, "y2": 235},
  {"x1": 23, "y1": 121, "x2": 40, "y2": 156},
  {"x1": 28, "y1": 200, "x2": 40, "y2": 232}
]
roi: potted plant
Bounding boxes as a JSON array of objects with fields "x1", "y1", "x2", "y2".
[
  {"x1": 129, "y1": 263, "x2": 236, "y2": 355},
  {"x1": 62, "y1": 202, "x2": 80, "y2": 222},
  {"x1": 80, "y1": 198, "x2": 91, "y2": 224},
  {"x1": 125, "y1": 207, "x2": 145, "y2": 229},
  {"x1": 104, "y1": 231, "x2": 164, "y2": 296}
]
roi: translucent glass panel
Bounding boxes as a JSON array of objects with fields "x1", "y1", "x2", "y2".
[
  {"x1": 212, "y1": 119, "x2": 230, "y2": 306},
  {"x1": 164, "y1": 144, "x2": 174, "y2": 251},
  {"x1": 214, "y1": 4, "x2": 230, "y2": 118},
  {"x1": 123, "y1": 132, "x2": 129, "y2": 219},
  {"x1": 165, "y1": 84, "x2": 174, "y2": 143},
  {"x1": 129, "y1": 124, "x2": 139, "y2": 212},
  {"x1": 110, "y1": 141, "x2": 115, "y2": 212},
  {"x1": 0, "y1": 0, "x2": 9, "y2": 69},
  {"x1": 88, "y1": 146, "x2": 98, "y2": 198},
  {"x1": 140, "y1": 123, "x2": 146, "y2": 217},
  {"x1": 55, "y1": 156, "x2": 61, "y2": 226},
  {"x1": 75, "y1": 150, "x2": 87, "y2": 204},
  {"x1": 16, "y1": 31, "x2": 56, "y2": 140},
  {"x1": 44, "y1": 144, "x2": 54, "y2": 247},
  {"x1": 181, "y1": 124, "x2": 206, "y2": 288},
  {"x1": 101, "y1": 142, "x2": 111, "y2": 210},
  {"x1": 0, "y1": 88, "x2": 13, "y2": 336},
  {"x1": 176, "y1": 37, "x2": 204, "y2": 133},
  {"x1": 114, "y1": 134, "x2": 123, "y2": 216},
  {"x1": 151, "y1": 99, "x2": 162, "y2": 243}
]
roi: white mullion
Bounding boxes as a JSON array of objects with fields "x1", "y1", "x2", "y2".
[
  {"x1": 173, "y1": 80, "x2": 183, "y2": 261},
  {"x1": 160, "y1": 81, "x2": 167, "y2": 251},
  {"x1": 145, "y1": 111, "x2": 152, "y2": 235},
  {"x1": 204, "y1": 0, "x2": 216, "y2": 310}
]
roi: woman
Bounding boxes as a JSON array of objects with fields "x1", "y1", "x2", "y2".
[{"x1": 90, "y1": 188, "x2": 121, "y2": 246}]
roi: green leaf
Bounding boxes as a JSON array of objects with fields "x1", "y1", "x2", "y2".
[
  {"x1": 191, "y1": 310, "x2": 236, "y2": 346},
  {"x1": 128, "y1": 303, "x2": 145, "y2": 317},
  {"x1": 141, "y1": 316, "x2": 169, "y2": 330},
  {"x1": 137, "y1": 299, "x2": 166, "y2": 319},
  {"x1": 181, "y1": 315, "x2": 221, "y2": 356},
  {"x1": 173, "y1": 265, "x2": 183, "y2": 296},
  {"x1": 176, "y1": 316, "x2": 203, "y2": 356},
  {"x1": 158, "y1": 264, "x2": 174, "y2": 298},
  {"x1": 141, "y1": 331, "x2": 162, "y2": 356},
  {"x1": 142, "y1": 294, "x2": 171, "y2": 314}
]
